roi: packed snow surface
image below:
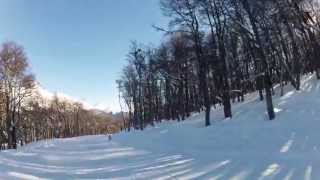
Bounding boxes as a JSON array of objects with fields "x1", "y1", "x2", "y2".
[{"x1": 1, "y1": 74, "x2": 320, "y2": 179}]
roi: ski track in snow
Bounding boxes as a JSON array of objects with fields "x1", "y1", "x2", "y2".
[{"x1": 1, "y1": 74, "x2": 320, "y2": 180}]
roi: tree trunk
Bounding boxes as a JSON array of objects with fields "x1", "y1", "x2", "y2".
[
  {"x1": 241, "y1": 0, "x2": 275, "y2": 120},
  {"x1": 264, "y1": 74, "x2": 275, "y2": 120},
  {"x1": 196, "y1": 40, "x2": 211, "y2": 126},
  {"x1": 220, "y1": 45, "x2": 232, "y2": 119}
]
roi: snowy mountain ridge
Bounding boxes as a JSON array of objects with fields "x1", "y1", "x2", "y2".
[{"x1": 34, "y1": 83, "x2": 110, "y2": 112}]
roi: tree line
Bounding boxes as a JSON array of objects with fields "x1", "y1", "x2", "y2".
[
  {"x1": 117, "y1": 0, "x2": 320, "y2": 131},
  {"x1": 0, "y1": 42, "x2": 121, "y2": 150}
]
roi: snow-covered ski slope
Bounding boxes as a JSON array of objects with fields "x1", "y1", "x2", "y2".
[{"x1": 1, "y1": 74, "x2": 320, "y2": 180}]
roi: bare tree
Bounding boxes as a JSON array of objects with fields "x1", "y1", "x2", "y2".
[{"x1": 0, "y1": 42, "x2": 35, "y2": 149}]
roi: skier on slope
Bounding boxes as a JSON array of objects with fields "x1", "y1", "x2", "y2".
[{"x1": 106, "y1": 125, "x2": 112, "y2": 141}]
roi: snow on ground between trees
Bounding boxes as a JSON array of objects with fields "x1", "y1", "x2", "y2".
[{"x1": 0, "y1": 74, "x2": 320, "y2": 180}]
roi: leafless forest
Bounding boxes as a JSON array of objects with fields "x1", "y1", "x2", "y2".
[{"x1": 118, "y1": 0, "x2": 320, "y2": 130}]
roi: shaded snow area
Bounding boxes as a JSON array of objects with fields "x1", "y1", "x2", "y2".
[{"x1": 1, "y1": 74, "x2": 320, "y2": 180}]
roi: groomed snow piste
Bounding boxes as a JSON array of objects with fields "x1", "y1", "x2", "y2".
[{"x1": 1, "y1": 74, "x2": 320, "y2": 180}]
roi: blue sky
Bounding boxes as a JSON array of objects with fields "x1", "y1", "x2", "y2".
[{"x1": 0, "y1": 0, "x2": 168, "y2": 112}]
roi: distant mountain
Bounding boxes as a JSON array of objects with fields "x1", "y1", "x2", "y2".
[{"x1": 34, "y1": 82, "x2": 111, "y2": 113}]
